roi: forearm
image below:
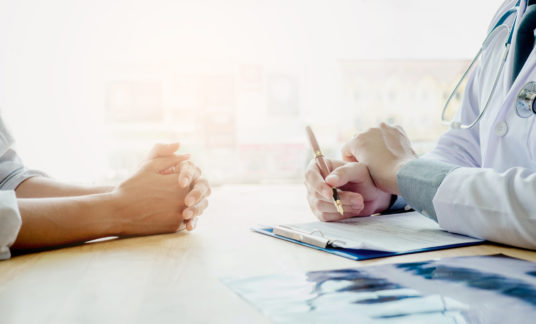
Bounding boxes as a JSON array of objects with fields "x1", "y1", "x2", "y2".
[
  {"x1": 397, "y1": 159, "x2": 536, "y2": 249},
  {"x1": 12, "y1": 193, "x2": 120, "y2": 249},
  {"x1": 15, "y1": 176, "x2": 113, "y2": 198},
  {"x1": 433, "y1": 166, "x2": 536, "y2": 249},
  {"x1": 397, "y1": 158, "x2": 459, "y2": 220}
]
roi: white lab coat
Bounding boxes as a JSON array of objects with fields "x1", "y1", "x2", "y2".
[{"x1": 428, "y1": 0, "x2": 536, "y2": 249}]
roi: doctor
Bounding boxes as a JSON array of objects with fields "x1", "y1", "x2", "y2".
[{"x1": 305, "y1": 0, "x2": 536, "y2": 249}]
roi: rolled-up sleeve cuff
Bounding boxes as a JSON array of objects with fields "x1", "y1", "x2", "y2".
[
  {"x1": 0, "y1": 162, "x2": 46, "y2": 191},
  {"x1": 396, "y1": 159, "x2": 459, "y2": 221},
  {"x1": 0, "y1": 190, "x2": 22, "y2": 260},
  {"x1": 2, "y1": 168, "x2": 46, "y2": 190}
]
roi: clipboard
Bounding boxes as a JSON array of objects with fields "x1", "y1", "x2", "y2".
[{"x1": 252, "y1": 212, "x2": 485, "y2": 261}]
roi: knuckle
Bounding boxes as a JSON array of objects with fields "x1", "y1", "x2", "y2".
[
  {"x1": 304, "y1": 174, "x2": 313, "y2": 186},
  {"x1": 190, "y1": 206, "x2": 199, "y2": 216},
  {"x1": 180, "y1": 160, "x2": 193, "y2": 168},
  {"x1": 354, "y1": 132, "x2": 366, "y2": 142},
  {"x1": 305, "y1": 162, "x2": 316, "y2": 174},
  {"x1": 189, "y1": 191, "x2": 200, "y2": 200},
  {"x1": 306, "y1": 194, "x2": 316, "y2": 208},
  {"x1": 305, "y1": 170, "x2": 319, "y2": 184}
]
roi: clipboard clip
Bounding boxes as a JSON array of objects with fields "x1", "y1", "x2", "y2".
[{"x1": 273, "y1": 225, "x2": 345, "y2": 249}]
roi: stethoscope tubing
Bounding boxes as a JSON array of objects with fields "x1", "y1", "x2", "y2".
[
  {"x1": 441, "y1": 4, "x2": 520, "y2": 129},
  {"x1": 441, "y1": 25, "x2": 512, "y2": 129}
]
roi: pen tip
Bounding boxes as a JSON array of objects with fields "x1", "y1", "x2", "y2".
[{"x1": 335, "y1": 200, "x2": 344, "y2": 215}]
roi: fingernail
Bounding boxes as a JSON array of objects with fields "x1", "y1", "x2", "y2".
[
  {"x1": 184, "y1": 210, "x2": 193, "y2": 220},
  {"x1": 186, "y1": 197, "x2": 195, "y2": 206},
  {"x1": 350, "y1": 198, "x2": 361, "y2": 205},
  {"x1": 191, "y1": 217, "x2": 198, "y2": 229},
  {"x1": 181, "y1": 177, "x2": 190, "y2": 187},
  {"x1": 323, "y1": 189, "x2": 332, "y2": 198},
  {"x1": 326, "y1": 175, "x2": 339, "y2": 182}
]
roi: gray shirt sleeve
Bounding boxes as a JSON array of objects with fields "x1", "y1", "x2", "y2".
[{"x1": 396, "y1": 159, "x2": 459, "y2": 221}]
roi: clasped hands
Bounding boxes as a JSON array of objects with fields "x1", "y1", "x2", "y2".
[
  {"x1": 305, "y1": 123, "x2": 417, "y2": 221},
  {"x1": 112, "y1": 143, "x2": 210, "y2": 235}
]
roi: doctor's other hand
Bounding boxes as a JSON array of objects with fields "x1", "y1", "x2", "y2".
[
  {"x1": 305, "y1": 158, "x2": 392, "y2": 222},
  {"x1": 342, "y1": 123, "x2": 418, "y2": 195}
]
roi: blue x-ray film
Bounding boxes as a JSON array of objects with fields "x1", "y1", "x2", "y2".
[{"x1": 222, "y1": 255, "x2": 536, "y2": 324}]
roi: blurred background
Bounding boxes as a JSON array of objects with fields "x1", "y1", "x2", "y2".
[{"x1": 0, "y1": 0, "x2": 504, "y2": 186}]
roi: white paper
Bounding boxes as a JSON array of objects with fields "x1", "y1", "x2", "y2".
[{"x1": 283, "y1": 211, "x2": 483, "y2": 252}]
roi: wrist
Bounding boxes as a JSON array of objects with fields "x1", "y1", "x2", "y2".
[
  {"x1": 87, "y1": 192, "x2": 125, "y2": 237},
  {"x1": 392, "y1": 157, "x2": 417, "y2": 195},
  {"x1": 377, "y1": 158, "x2": 415, "y2": 196}
]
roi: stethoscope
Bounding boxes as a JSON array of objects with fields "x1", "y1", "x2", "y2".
[{"x1": 441, "y1": 0, "x2": 536, "y2": 129}]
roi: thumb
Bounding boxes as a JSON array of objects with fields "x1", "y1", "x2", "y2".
[
  {"x1": 146, "y1": 143, "x2": 180, "y2": 160},
  {"x1": 325, "y1": 162, "x2": 368, "y2": 187},
  {"x1": 341, "y1": 141, "x2": 358, "y2": 162}
]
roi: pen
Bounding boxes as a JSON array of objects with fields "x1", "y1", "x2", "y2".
[{"x1": 305, "y1": 125, "x2": 344, "y2": 215}]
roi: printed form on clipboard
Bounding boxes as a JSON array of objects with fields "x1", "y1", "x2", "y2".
[{"x1": 253, "y1": 211, "x2": 484, "y2": 260}]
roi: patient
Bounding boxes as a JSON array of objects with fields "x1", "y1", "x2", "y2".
[{"x1": 0, "y1": 117, "x2": 210, "y2": 260}]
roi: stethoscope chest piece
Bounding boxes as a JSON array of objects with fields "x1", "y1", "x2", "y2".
[{"x1": 516, "y1": 81, "x2": 536, "y2": 118}]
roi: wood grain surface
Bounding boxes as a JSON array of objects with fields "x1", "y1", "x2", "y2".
[{"x1": 1, "y1": 184, "x2": 534, "y2": 324}]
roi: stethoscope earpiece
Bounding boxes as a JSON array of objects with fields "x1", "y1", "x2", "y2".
[{"x1": 516, "y1": 81, "x2": 536, "y2": 118}]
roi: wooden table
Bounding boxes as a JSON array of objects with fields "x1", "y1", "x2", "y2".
[{"x1": 1, "y1": 184, "x2": 535, "y2": 324}]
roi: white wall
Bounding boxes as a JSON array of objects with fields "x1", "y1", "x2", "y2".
[{"x1": 0, "y1": 0, "x2": 505, "y2": 183}]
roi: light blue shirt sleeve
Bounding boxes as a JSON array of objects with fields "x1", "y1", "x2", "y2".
[{"x1": 396, "y1": 159, "x2": 459, "y2": 221}]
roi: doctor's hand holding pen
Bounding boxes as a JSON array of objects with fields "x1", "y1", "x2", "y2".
[
  {"x1": 304, "y1": 158, "x2": 392, "y2": 221},
  {"x1": 305, "y1": 122, "x2": 417, "y2": 221}
]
